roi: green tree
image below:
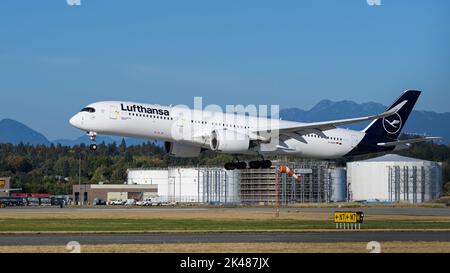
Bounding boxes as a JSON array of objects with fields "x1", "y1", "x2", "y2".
[{"x1": 6, "y1": 155, "x2": 32, "y2": 173}]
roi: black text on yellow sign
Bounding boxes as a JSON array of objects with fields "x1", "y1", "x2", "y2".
[
  {"x1": 334, "y1": 212, "x2": 364, "y2": 223},
  {"x1": 0, "y1": 179, "x2": 5, "y2": 189}
]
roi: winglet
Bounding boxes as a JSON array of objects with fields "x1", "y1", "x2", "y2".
[{"x1": 382, "y1": 100, "x2": 407, "y2": 117}]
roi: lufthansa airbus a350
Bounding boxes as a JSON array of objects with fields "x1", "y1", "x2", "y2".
[{"x1": 69, "y1": 90, "x2": 437, "y2": 170}]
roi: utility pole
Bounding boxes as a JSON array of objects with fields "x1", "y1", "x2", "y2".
[
  {"x1": 78, "y1": 156, "x2": 81, "y2": 205},
  {"x1": 178, "y1": 168, "x2": 181, "y2": 203}
]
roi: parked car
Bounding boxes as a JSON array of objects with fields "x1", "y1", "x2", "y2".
[
  {"x1": 0, "y1": 197, "x2": 25, "y2": 207},
  {"x1": 93, "y1": 198, "x2": 107, "y2": 206},
  {"x1": 27, "y1": 197, "x2": 40, "y2": 206},
  {"x1": 136, "y1": 199, "x2": 152, "y2": 206},
  {"x1": 40, "y1": 198, "x2": 52, "y2": 206},
  {"x1": 124, "y1": 199, "x2": 136, "y2": 206},
  {"x1": 109, "y1": 199, "x2": 125, "y2": 205}
]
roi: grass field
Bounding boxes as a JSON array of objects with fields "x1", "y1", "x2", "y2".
[
  {"x1": 0, "y1": 218, "x2": 449, "y2": 233},
  {"x1": 1, "y1": 208, "x2": 450, "y2": 233},
  {"x1": 1, "y1": 209, "x2": 449, "y2": 253},
  {"x1": 1, "y1": 208, "x2": 450, "y2": 221},
  {"x1": 1, "y1": 242, "x2": 449, "y2": 253}
]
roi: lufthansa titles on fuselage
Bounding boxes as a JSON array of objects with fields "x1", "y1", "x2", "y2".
[{"x1": 121, "y1": 103, "x2": 170, "y2": 116}]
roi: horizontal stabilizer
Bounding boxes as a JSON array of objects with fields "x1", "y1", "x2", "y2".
[{"x1": 377, "y1": 137, "x2": 441, "y2": 147}]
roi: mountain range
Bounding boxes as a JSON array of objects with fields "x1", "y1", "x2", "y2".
[
  {"x1": 279, "y1": 100, "x2": 450, "y2": 142},
  {"x1": 0, "y1": 119, "x2": 154, "y2": 146},
  {"x1": 1, "y1": 99, "x2": 449, "y2": 146}
]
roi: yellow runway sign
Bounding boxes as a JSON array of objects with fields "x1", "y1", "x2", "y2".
[
  {"x1": 0, "y1": 179, "x2": 5, "y2": 189},
  {"x1": 334, "y1": 212, "x2": 364, "y2": 224}
]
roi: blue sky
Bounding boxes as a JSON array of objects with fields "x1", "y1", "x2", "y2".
[{"x1": 0, "y1": 0, "x2": 449, "y2": 140}]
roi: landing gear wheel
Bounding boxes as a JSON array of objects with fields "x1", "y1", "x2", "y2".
[
  {"x1": 249, "y1": 161, "x2": 261, "y2": 169},
  {"x1": 90, "y1": 144, "x2": 98, "y2": 151},
  {"x1": 261, "y1": 160, "x2": 272, "y2": 169},
  {"x1": 224, "y1": 162, "x2": 236, "y2": 171},
  {"x1": 236, "y1": 162, "x2": 247, "y2": 170}
]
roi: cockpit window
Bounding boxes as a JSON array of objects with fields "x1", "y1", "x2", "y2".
[{"x1": 80, "y1": 107, "x2": 96, "y2": 113}]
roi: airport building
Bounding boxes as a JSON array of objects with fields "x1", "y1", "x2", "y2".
[
  {"x1": 70, "y1": 155, "x2": 443, "y2": 206},
  {"x1": 0, "y1": 177, "x2": 11, "y2": 197},
  {"x1": 72, "y1": 184, "x2": 158, "y2": 205},
  {"x1": 347, "y1": 154, "x2": 443, "y2": 203},
  {"x1": 240, "y1": 161, "x2": 346, "y2": 204},
  {"x1": 127, "y1": 167, "x2": 241, "y2": 204}
]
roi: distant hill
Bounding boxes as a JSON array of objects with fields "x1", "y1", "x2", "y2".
[
  {"x1": 0, "y1": 118, "x2": 158, "y2": 146},
  {"x1": 0, "y1": 119, "x2": 51, "y2": 145},
  {"x1": 279, "y1": 100, "x2": 450, "y2": 143}
]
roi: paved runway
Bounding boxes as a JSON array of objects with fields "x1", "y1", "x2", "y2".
[
  {"x1": 0, "y1": 231, "x2": 449, "y2": 246},
  {"x1": 2, "y1": 206, "x2": 450, "y2": 216}
]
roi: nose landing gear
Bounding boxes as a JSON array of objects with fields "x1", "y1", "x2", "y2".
[{"x1": 88, "y1": 131, "x2": 98, "y2": 151}]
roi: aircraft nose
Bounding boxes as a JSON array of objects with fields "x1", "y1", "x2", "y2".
[{"x1": 69, "y1": 114, "x2": 81, "y2": 128}]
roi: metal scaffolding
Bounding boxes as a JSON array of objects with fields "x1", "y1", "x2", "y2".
[
  {"x1": 388, "y1": 165, "x2": 441, "y2": 203},
  {"x1": 198, "y1": 168, "x2": 240, "y2": 204},
  {"x1": 240, "y1": 160, "x2": 334, "y2": 204}
]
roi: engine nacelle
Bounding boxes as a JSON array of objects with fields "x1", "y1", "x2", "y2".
[
  {"x1": 210, "y1": 129, "x2": 250, "y2": 153},
  {"x1": 164, "y1": 142, "x2": 202, "y2": 158}
]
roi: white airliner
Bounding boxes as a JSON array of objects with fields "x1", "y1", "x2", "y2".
[{"x1": 69, "y1": 90, "x2": 438, "y2": 170}]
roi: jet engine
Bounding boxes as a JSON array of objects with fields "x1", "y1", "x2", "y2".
[{"x1": 210, "y1": 129, "x2": 250, "y2": 153}]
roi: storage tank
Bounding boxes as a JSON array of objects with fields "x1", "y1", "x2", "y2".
[
  {"x1": 347, "y1": 154, "x2": 442, "y2": 203},
  {"x1": 329, "y1": 167, "x2": 347, "y2": 202}
]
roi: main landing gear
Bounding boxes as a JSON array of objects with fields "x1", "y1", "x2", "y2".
[
  {"x1": 88, "y1": 131, "x2": 98, "y2": 151},
  {"x1": 224, "y1": 159, "x2": 272, "y2": 171}
]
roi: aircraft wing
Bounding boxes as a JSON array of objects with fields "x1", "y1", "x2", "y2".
[
  {"x1": 256, "y1": 100, "x2": 407, "y2": 136},
  {"x1": 377, "y1": 137, "x2": 441, "y2": 147}
]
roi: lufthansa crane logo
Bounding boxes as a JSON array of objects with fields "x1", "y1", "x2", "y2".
[{"x1": 383, "y1": 113, "x2": 402, "y2": 134}]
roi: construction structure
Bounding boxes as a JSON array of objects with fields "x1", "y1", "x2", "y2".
[
  {"x1": 240, "y1": 160, "x2": 342, "y2": 204},
  {"x1": 347, "y1": 154, "x2": 443, "y2": 203},
  {"x1": 127, "y1": 167, "x2": 240, "y2": 204},
  {"x1": 0, "y1": 177, "x2": 11, "y2": 197}
]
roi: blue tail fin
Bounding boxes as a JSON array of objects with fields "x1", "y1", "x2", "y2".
[{"x1": 363, "y1": 90, "x2": 421, "y2": 142}]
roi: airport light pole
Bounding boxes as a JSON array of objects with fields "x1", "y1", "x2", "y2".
[
  {"x1": 78, "y1": 156, "x2": 81, "y2": 205},
  {"x1": 178, "y1": 168, "x2": 181, "y2": 203}
]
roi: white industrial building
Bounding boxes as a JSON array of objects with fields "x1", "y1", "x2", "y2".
[
  {"x1": 347, "y1": 154, "x2": 443, "y2": 203},
  {"x1": 127, "y1": 167, "x2": 240, "y2": 204}
]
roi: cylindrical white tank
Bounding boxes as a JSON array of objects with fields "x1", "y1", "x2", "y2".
[
  {"x1": 329, "y1": 167, "x2": 347, "y2": 202},
  {"x1": 347, "y1": 154, "x2": 442, "y2": 203}
]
